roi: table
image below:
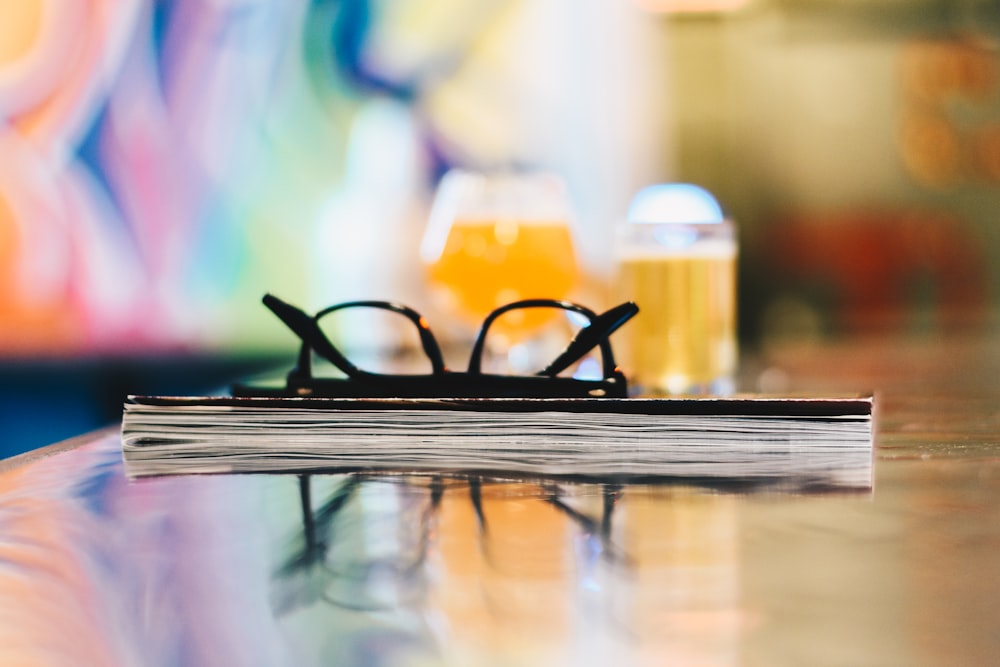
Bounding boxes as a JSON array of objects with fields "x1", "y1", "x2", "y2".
[{"x1": 2, "y1": 332, "x2": 999, "y2": 666}]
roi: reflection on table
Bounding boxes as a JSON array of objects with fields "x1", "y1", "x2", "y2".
[
  {"x1": 0, "y1": 428, "x2": 868, "y2": 667},
  {"x1": 272, "y1": 474, "x2": 754, "y2": 666}
]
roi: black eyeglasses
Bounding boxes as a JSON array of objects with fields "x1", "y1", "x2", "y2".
[{"x1": 232, "y1": 294, "x2": 638, "y2": 399}]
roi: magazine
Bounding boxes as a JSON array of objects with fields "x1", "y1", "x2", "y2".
[{"x1": 121, "y1": 395, "x2": 874, "y2": 486}]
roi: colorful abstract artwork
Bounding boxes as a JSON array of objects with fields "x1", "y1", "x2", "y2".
[{"x1": 0, "y1": 0, "x2": 662, "y2": 354}]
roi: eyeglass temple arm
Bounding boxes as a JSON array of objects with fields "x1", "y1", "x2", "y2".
[
  {"x1": 262, "y1": 294, "x2": 365, "y2": 379},
  {"x1": 539, "y1": 301, "x2": 639, "y2": 378}
]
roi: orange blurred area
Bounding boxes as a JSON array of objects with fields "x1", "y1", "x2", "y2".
[
  {"x1": 432, "y1": 482, "x2": 574, "y2": 660},
  {"x1": 0, "y1": 0, "x2": 43, "y2": 66},
  {"x1": 899, "y1": 37, "x2": 998, "y2": 105},
  {"x1": 1, "y1": 0, "x2": 100, "y2": 142},
  {"x1": 0, "y1": 166, "x2": 77, "y2": 354},
  {"x1": 426, "y1": 220, "x2": 579, "y2": 332}
]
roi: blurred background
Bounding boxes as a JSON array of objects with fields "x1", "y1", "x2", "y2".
[{"x1": 2, "y1": 0, "x2": 999, "y2": 456}]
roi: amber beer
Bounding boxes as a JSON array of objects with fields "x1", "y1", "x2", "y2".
[
  {"x1": 422, "y1": 171, "x2": 579, "y2": 340},
  {"x1": 427, "y1": 218, "x2": 578, "y2": 329},
  {"x1": 615, "y1": 221, "x2": 737, "y2": 395}
]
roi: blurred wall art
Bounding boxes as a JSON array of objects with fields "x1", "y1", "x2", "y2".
[{"x1": 0, "y1": 0, "x2": 666, "y2": 355}]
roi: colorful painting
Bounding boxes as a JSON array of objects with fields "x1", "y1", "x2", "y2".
[{"x1": 0, "y1": 0, "x2": 663, "y2": 354}]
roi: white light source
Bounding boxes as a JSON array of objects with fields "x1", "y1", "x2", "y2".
[{"x1": 627, "y1": 183, "x2": 724, "y2": 224}]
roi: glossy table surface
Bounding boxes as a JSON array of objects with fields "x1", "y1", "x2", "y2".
[{"x1": 2, "y1": 332, "x2": 999, "y2": 666}]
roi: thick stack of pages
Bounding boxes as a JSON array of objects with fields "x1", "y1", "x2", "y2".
[{"x1": 122, "y1": 395, "x2": 874, "y2": 487}]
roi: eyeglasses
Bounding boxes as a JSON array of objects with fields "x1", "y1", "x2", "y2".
[{"x1": 233, "y1": 294, "x2": 638, "y2": 399}]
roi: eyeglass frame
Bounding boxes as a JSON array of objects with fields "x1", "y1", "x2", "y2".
[{"x1": 233, "y1": 294, "x2": 638, "y2": 399}]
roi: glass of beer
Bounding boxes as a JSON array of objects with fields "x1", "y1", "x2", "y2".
[
  {"x1": 613, "y1": 184, "x2": 737, "y2": 395},
  {"x1": 420, "y1": 170, "x2": 580, "y2": 356}
]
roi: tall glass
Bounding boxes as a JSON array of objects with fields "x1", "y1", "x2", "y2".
[
  {"x1": 420, "y1": 170, "x2": 579, "y2": 348},
  {"x1": 613, "y1": 184, "x2": 737, "y2": 395}
]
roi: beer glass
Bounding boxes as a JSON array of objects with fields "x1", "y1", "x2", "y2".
[
  {"x1": 613, "y1": 184, "x2": 737, "y2": 395},
  {"x1": 420, "y1": 170, "x2": 580, "y2": 366}
]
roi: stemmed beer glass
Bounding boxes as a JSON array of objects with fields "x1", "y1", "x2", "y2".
[{"x1": 420, "y1": 170, "x2": 581, "y2": 372}]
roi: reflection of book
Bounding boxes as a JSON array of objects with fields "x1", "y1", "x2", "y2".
[{"x1": 122, "y1": 395, "x2": 874, "y2": 486}]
